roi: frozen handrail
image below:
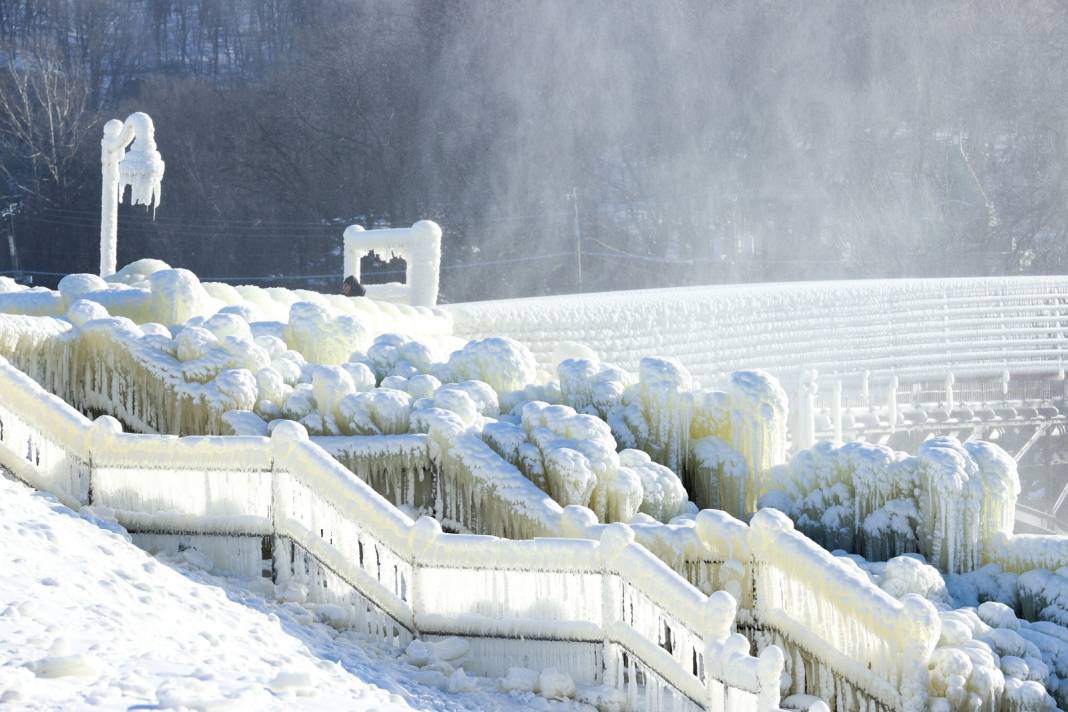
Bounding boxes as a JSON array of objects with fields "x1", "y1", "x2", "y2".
[{"x1": 0, "y1": 355, "x2": 781, "y2": 710}]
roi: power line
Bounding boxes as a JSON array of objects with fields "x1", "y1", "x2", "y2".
[
  {"x1": 1, "y1": 251, "x2": 576, "y2": 283},
  {"x1": 32, "y1": 206, "x2": 573, "y2": 229}
]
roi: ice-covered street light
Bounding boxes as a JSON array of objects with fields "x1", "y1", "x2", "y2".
[{"x1": 99, "y1": 112, "x2": 164, "y2": 277}]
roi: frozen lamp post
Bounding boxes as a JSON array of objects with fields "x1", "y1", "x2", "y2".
[{"x1": 99, "y1": 112, "x2": 164, "y2": 278}]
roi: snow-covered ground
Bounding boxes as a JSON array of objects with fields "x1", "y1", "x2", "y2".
[{"x1": 0, "y1": 470, "x2": 569, "y2": 711}]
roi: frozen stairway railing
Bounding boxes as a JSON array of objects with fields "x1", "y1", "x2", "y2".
[
  {"x1": 0, "y1": 327, "x2": 966, "y2": 708},
  {"x1": 363, "y1": 409, "x2": 942, "y2": 710},
  {"x1": 1, "y1": 345, "x2": 1013, "y2": 710},
  {"x1": 0, "y1": 355, "x2": 783, "y2": 711}
]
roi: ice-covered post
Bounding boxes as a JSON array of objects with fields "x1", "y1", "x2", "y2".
[
  {"x1": 832, "y1": 378, "x2": 843, "y2": 442},
  {"x1": 887, "y1": 374, "x2": 899, "y2": 433},
  {"x1": 599, "y1": 523, "x2": 634, "y2": 691},
  {"x1": 341, "y1": 220, "x2": 442, "y2": 307},
  {"x1": 100, "y1": 112, "x2": 165, "y2": 277},
  {"x1": 794, "y1": 369, "x2": 817, "y2": 450}
]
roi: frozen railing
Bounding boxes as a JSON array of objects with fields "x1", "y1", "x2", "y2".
[
  {"x1": 985, "y1": 531, "x2": 1068, "y2": 573},
  {"x1": 748, "y1": 510, "x2": 935, "y2": 712},
  {"x1": 0, "y1": 355, "x2": 782, "y2": 711},
  {"x1": 0, "y1": 322, "x2": 955, "y2": 710},
  {"x1": 447, "y1": 276, "x2": 1068, "y2": 392},
  {"x1": 420, "y1": 412, "x2": 939, "y2": 710}
]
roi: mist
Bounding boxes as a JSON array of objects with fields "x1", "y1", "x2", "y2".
[{"x1": 2, "y1": 1, "x2": 1067, "y2": 300}]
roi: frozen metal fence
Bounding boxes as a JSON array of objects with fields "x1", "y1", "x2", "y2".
[{"x1": 0, "y1": 355, "x2": 782, "y2": 711}]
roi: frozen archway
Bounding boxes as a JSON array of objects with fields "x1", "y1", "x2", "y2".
[{"x1": 342, "y1": 220, "x2": 442, "y2": 308}]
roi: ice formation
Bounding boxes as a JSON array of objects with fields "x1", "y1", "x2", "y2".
[
  {"x1": 558, "y1": 355, "x2": 788, "y2": 520},
  {"x1": 444, "y1": 276, "x2": 1068, "y2": 392},
  {"x1": 481, "y1": 401, "x2": 689, "y2": 523},
  {"x1": 834, "y1": 551, "x2": 1068, "y2": 710},
  {"x1": 343, "y1": 220, "x2": 442, "y2": 308},
  {"x1": 761, "y1": 437, "x2": 1019, "y2": 573},
  {"x1": 5, "y1": 262, "x2": 1068, "y2": 711}
]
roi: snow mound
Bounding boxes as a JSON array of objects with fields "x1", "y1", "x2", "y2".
[{"x1": 0, "y1": 473, "x2": 534, "y2": 710}]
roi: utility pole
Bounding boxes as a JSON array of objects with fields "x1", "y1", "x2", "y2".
[
  {"x1": 3, "y1": 204, "x2": 18, "y2": 281},
  {"x1": 571, "y1": 187, "x2": 582, "y2": 291}
]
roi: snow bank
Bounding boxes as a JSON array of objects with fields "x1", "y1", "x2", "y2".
[{"x1": 0, "y1": 475, "x2": 549, "y2": 711}]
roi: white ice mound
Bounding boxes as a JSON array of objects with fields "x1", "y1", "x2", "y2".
[{"x1": 444, "y1": 337, "x2": 536, "y2": 393}]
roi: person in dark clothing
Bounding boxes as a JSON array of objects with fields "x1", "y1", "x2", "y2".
[{"x1": 341, "y1": 275, "x2": 365, "y2": 297}]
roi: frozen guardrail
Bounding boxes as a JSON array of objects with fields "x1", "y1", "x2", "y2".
[
  {"x1": 0, "y1": 355, "x2": 782, "y2": 711},
  {"x1": 448, "y1": 276, "x2": 1068, "y2": 448},
  {"x1": 393, "y1": 407, "x2": 942, "y2": 710},
  {"x1": 0, "y1": 324, "x2": 937, "y2": 708},
  {"x1": 446, "y1": 276, "x2": 1068, "y2": 387}
]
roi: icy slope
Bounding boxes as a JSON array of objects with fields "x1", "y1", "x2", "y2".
[{"x1": 0, "y1": 473, "x2": 535, "y2": 711}]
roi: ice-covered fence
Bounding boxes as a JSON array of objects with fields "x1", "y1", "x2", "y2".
[
  {"x1": 0, "y1": 356, "x2": 781, "y2": 711},
  {"x1": 447, "y1": 276, "x2": 1068, "y2": 382},
  {"x1": 315, "y1": 434, "x2": 436, "y2": 515},
  {"x1": 418, "y1": 411, "x2": 940, "y2": 709},
  {"x1": 0, "y1": 354, "x2": 90, "y2": 507},
  {"x1": 0, "y1": 333, "x2": 966, "y2": 708},
  {"x1": 985, "y1": 531, "x2": 1068, "y2": 574},
  {"x1": 748, "y1": 510, "x2": 937, "y2": 712},
  {"x1": 343, "y1": 221, "x2": 442, "y2": 307},
  {"x1": 446, "y1": 276, "x2": 1068, "y2": 427}
]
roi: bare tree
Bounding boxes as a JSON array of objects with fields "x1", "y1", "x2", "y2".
[{"x1": 0, "y1": 42, "x2": 97, "y2": 206}]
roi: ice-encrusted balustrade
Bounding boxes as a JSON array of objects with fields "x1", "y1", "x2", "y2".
[
  {"x1": 0, "y1": 355, "x2": 783, "y2": 711},
  {"x1": 0, "y1": 351, "x2": 953, "y2": 710},
  {"x1": 447, "y1": 276, "x2": 1068, "y2": 449},
  {"x1": 7, "y1": 270, "x2": 1068, "y2": 709}
]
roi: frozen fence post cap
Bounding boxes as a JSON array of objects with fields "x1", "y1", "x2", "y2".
[
  {"x1": 270, "y1": 421, "x2": 308, "y2": 456},
  {"x1": 88, "y1": 415, "x2": 122, "y2": 454},
  {"x1": 695, "y1": 508, "x2": 751, "y2": 558},
  {"x1": 750, "y1": 507, "x2": 793, "y2": 533},
  {"x1": 409, "y1": 515, "x2": 442, "y2": 556},
  {"x1": 91, "y1": 414, "x2": 123, "y2": 432},
  {"x1": 900, "y1": 593, "x2": 941, "y2": 656},
  {"x1": 756, "y1": 645, "x2": 785, "y2": 710},
  {"x1": 559, "y1": 505, "x2": 597, "y2": 537},
  {"x1": 598, "y1": 523, "x2": 634, "y2": 563},
  {"x1": 703, "y1": 590, "x2": 737, "y2": 642},
  {"x1": 756, "y1": 644, "x2": 784, "y2": 683}
]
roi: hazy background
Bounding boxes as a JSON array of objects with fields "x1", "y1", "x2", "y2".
[{"x1": 1, "y1": 0, "x2": 1067, "y2": 300}]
